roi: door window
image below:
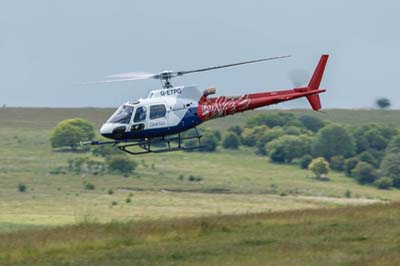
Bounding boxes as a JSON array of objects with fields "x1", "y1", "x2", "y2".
[{"x1": 134, "y1": 106, "x2": 147, "y2": 123}]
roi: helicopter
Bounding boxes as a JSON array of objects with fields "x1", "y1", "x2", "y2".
[{"x1": 81, "y1": 54, "x2": 329, "y2": 155}]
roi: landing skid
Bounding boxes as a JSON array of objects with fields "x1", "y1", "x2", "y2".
[{"x1": 81, "y1": 128, "x2": 204, "y2": 155}]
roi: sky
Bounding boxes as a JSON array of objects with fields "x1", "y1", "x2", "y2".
[{"x1": 1, "y1": 0, "x2": 399, "y2": 109}]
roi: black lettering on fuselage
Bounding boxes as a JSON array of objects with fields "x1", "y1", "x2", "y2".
[{"x1": 160, "y1": 88, "x2": 182, "y2": 96}]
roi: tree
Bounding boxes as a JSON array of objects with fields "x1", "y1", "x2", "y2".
[
  {"x1": 308, "y1": 157, "x2": 330, "y2": 179},
  {"x1": 344, "y1": 157, "x2": 359, "y2": 177},
  {"x1": 375, "y1": 98, "x2": 391, "y2": 110},
  {"x1": 222, "y1": 132, "x2": 240, "y2": 149},
  {"x1": 106, "y1": 155, "x2": 137, "y2": 175},
  {"x1": 241, "y1": 125, "x2": 269, "y2": 147},
  {"x1": 352, "y1": 162, "x2": 378, "y2": 184},
  {"x1": 330, "y1": 155, "x2": 345, "y2": 171},
  {"x1": 299, "y1": 155, "x2": 313, "y2": 169},
  {"x1": 266, "y1": 135, "x2": 311, "y2": 163},
  {"x1": 312, "y1": 124, "x2": 355, "y2": 160},
  {"x1": 387, "y1": 135, "x2": 400, "y2": 154},
  {"x1": 353, "y1": 124, "x2": 396, "y2": 153},
  {"x1": 199, "y1": 130, "x2": 219, "y2": 152},
  {"x1": 227, "y1": 125, "x2": 243, "y2": 136},
  {"x1": 299, "y1": 115, "x2": 325, "y2": 133},
  {"x1": 256, "y1": 127, "x2": 285, "y2": 155},
  {"x1": 380, "y1": 153, "x2": 400, "y2": 188},
  {"x1": 49, "y1": 118, "x2": 95, "y2": 150},
  {"x1": 374, "y1": 177, "x2": 393, "y2": 189}
]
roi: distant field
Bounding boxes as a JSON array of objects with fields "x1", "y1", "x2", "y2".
[
  {"x1": 0, "y1": 107, "x2": 399, "y2": 232},
  {"x1": 1, "y1": 202, "x2": 400, "y2": 266}
]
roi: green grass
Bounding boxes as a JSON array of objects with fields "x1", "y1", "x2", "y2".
[
  {"x1": 1, "y1": 202, "x2": 400, "y2": 266},
  {"x1": 1, "y1": 108, "x2": 400, "y2": 232}
]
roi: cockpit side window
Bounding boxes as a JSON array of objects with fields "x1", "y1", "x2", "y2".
[
  {"x1": 134, "y1": 106, "x2": 147, "y2": 123},
  {"x1": 107, "y1": 105, "x2": 134, "y2": 124},
  {"x1": 150, "y1": 104, "x2": 167, "y2": 120}
]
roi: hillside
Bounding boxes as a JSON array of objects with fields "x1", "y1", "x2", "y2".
[{"x1": 0, "y1": 108, "x2": 399, "y2": 232}]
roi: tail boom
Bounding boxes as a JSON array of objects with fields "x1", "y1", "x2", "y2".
[{"x1": 197, "y1": 55, "x2": 328, "y2": 121}]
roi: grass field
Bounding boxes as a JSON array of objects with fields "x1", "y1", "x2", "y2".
[
  {"x1": 0, "y1": 107, "x2": 399, "y2": 265},
  {"x1": 1, "y1": 202, "x2": 400, "y2": 266}
]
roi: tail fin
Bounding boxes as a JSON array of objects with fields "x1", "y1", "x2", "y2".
[{"x1": 306, "y1": 54, "x2": 329, "y2": 111}]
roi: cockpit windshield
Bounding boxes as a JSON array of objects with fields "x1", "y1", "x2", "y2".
[{"x1": 107, "y1": 105, "x2": 134, "y2": 124}]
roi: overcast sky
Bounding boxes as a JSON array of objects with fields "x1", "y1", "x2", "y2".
[{"x1": 1, "y1": 0, "x2": 399, "y2": 108}]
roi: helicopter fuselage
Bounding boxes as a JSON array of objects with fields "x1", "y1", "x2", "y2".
[{"x1": 99, "y1": 55, "x2": 328, "y2": 141}]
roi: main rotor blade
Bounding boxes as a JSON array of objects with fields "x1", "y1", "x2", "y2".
[
  {"x1": 82, "y1": 72, "x2": 157, "y2": 85},
  {"x1": 176, "y1": 55, "x2": 291, "y2": 76},
  {"x1": 106, "y1": 71, "x2": 157, "y2": 79}
]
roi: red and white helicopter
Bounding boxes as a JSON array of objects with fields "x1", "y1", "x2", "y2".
[{"x1": 82, "y1": 55, "x2": 329, "y2": 154}]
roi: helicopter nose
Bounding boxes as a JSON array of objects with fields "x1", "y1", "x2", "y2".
[
  {"x1": 100, "y1": 123, "x2": 127, "y2": 140},
  {"x1": 100, "y1": 123, "x2": 115, "y2": 139}
]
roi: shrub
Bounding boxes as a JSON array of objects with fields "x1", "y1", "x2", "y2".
[
  {"x1": 18, "y1": 183, "x2": 27, "y2": 192},
  {"x1": 108, "y1": 189, "x2": 114, "y2": 195},
  {"x1": 374, "y1": 177, "x2": 393, "y2": 189},
  {"x1": 387, "y1": 135, "x2": 400, "y2": 154},
  {"x1": 227, "y1": 125, "x2": 243, "y2": 136},
  {"x1": 312, "y1": 124, "x2": 355, "y2": 160},
  {"x1": 267, "y1": 135, "x2": 312, "y2": 163},
  {"x1": 49, "y1": 118, "x2": 95, "y2": 150},
  {"x1": 353, "y1": 123, "x2": 396, "y2": 153},
  {"x1": 199, "y1": 130, "x2": 219, "y2": 152},
  {"x1": 352, "y1": 162, "x2": 378, "y2": 184},
  {"x1": 256, "y1": 127, "x2": 285, "y2": 155},
  {"x1": 344, "y1": 157, "x2": 359, "y2": 176},
  {"x1": 380, "y1": 153, "x2": 400, "y2": 188},
  {"x1": 106, "y1": 156, "x2": 138, "y2": 175},
  {"x1": 308, "y1": 157, "x2": 330, "y2": 179},
  {"x1": 358, "y1": 151, "x2": 379, "y2": 167},
  {"x1": 299, "y1": 155, "x2": 313, "y2": 169},
  {"x1": 126, "y1": 198, "x2": 132, "y2": 203},
  {"x1": 299, "y1": 115, "x2": 325, "y2": 133},
  {"x1": 345, "y1": 190, "x2": 352, "y2": 198},
  {"x1": 330, "y1": 156, "x2": 345, "y2": 171},
  {"x1": 222, "y1": 132, "x2": 240, "y2": 149},
  {"x1": 83, "y1": 182, "x2": 96, "y2": 190},
  {"x1": 241, "y1": 125, "x2": 269, "y2": 147}
]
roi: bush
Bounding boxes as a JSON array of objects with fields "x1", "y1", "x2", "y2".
[
  {"x1": 199, "y1": 130, "x2": 219, "y2": 152},
  {"x1": 299, "y1": 155, "x2": 313, "y2": 169},
  {"x1": 18, "y1": 183, "x2": 27, "y2": 192},
  {"x1": 380, "y1": 153, "x2": 400, "y2": 188},
  {"x1": 387, "y1": 135, "x2": 400, "y2": 154},
  {"x1": 256, "y1": 127, "x2": 285, "y2": 155},
  {"x1": 312, "y1": 124, "x2": 355, "y2": 160},
  {"x1": 358, "y1": 151, "x2": 379, "y2": 168},
  {"x1": 83, "y1": 182, "x2": 96, "y2": 190},
  {"x1": 353, "y1": 123, "x2": 396, "y2": 153},
  {"x1": 222, "y1": 132, "x2": 240, "y2": 149},
  {"x1": 344, "y1": 157, "x2": 360, "y2": 176},
  {"x1": 308, "y1": 157, "x2": 330, "y2": 179},
  {"x1": 267, "y1": 135, "x2": 312, "y2": 163},
  {"x1": 352, "y1": 162, "x2": 378, "y2": 184},
  {"x1": 241, "y1": 125, "x2": 269, "y2": 147},
  {"x1": 330, "y1": 156, "x2": 345, "y2": 171},
  {"x1": 299, "y1": 115, "x2": 325, "y2": 133},
  {"x1": 227, "y1": 125, "x2": 243, "y2": 136},
  {"x1": 49, "y1": 118, "x2": 95, "y2": 150},
  {"x1": 374, "y1": 177, "x2": 393, "y2": 189},
  {"x1": 107, "y1": 156, "x2": 138, "y2": 175}
]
